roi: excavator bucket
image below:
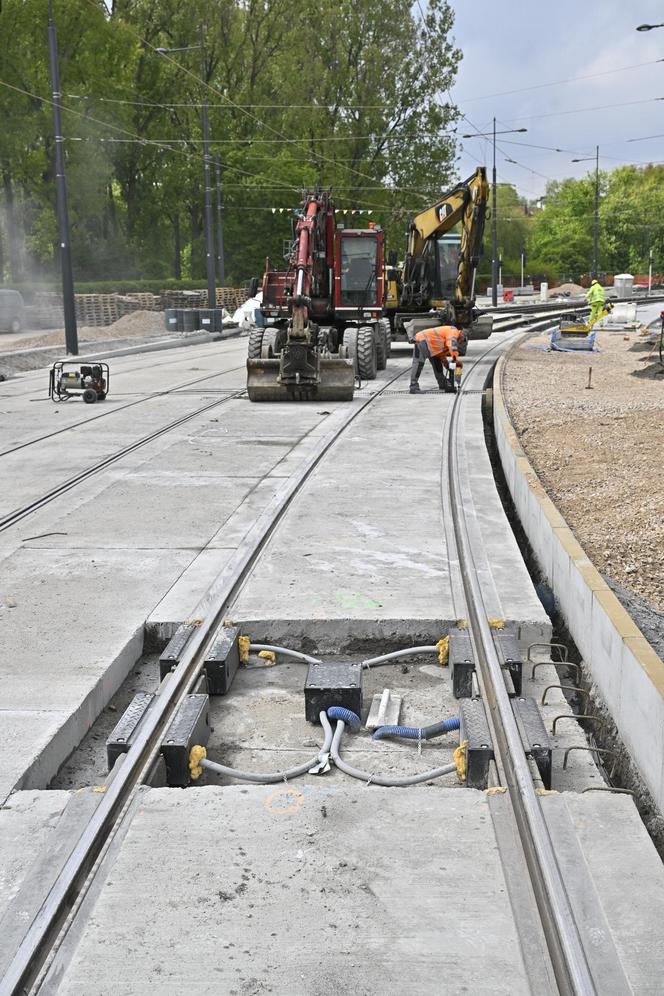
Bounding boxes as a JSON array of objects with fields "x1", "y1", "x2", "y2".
[{"x1": 246, "y1": 357, "x2": 356, "y2": 402}]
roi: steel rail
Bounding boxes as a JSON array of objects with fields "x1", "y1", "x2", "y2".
[
  {"x1": 0, "y1": 390, "x2": 245, "y2": 533},
  {"x1": 0, "y1": 364, "x2": 246, "y2": 459},
  {"x1": 0, "y1": 314, "x2": 549, "y2": 534},
  {"x1": 0, "y1": 335, "x2": 249, "y2": 400},
  {"x1": 447, "y1": 338, "x2": 596, "y2": 994},
  {"x1": 478, "y1": 291, "x2": 664, "y2": 316},
  {"x1": 0, "y1": 364, "x2": 408, "y2": 996}
]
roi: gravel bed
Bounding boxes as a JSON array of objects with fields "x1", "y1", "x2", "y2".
[{"x1": 504, "y1": 327, "x2": 664, "y2": 612}]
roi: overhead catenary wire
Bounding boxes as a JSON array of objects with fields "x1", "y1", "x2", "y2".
[
  {"x1": 80, "y1": 0, "x2": 442, "y2": 198},
  {"x1": 455, "y1": 56, "x2": 664, "y2": 104},
  {"x1": 503, "y1": 95, "x2": 664, "y2": 124},
  {"x1": 0, "y1": 76, "x2": 302, "y2": 195}
]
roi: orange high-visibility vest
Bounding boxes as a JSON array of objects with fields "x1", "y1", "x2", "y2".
[{"x1": 415, "y1": 325, "x2": 460, "y2": 358}]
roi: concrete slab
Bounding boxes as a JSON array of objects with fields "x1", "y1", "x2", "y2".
[
  {"x1": 33, "y1": 474, "x2": 261, "y2": 550},
  {"x1": 0, "y1": 790, "x2": 71, "y2": 920},
  {"x1": 41, "y1": 784, "x2": 664, "y2": 995},
  {"x1": 46, "y1": 785, "x2": 534, "y2": 996},
  {"x1": 228, "y1": 339, "x2": 549, "y2": 651},
  {"x1": 0, "y1": 546, "x2": 188, "y2": 799},
  {"x1": 0, "y1": 712, "x2": 70, "y2": 804},
  {"x1": 543, "y1": 792, "x2": 664, "y2": 991}
]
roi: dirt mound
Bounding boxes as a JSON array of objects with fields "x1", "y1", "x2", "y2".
[
  {"x1": 552, "y1": 282, "x2": 585, "y2": 296},
  {"x1": 1, "y1": 311, "x2": 166, "y2": 352}
]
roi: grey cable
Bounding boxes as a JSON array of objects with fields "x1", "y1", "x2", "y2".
[
  {"x1": 361, "y1": 646, "x2": 439, "y2": 668},
  {"x1": 322, "y1": 714, "x2": 458, "y2": 787},
  {"x1": 248, "y1": 643, "x2": 323, "y2": 666},
  {"x1": 200, "y1": 719, "x2": 333, "y2": 784}
]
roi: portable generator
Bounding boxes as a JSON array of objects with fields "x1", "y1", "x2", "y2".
[{"x1": 49, "y1": 360, "x2": 109, "y2": 404}]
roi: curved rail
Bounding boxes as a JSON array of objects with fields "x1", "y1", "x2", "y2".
[
  {"x1": 0, "y1": 363, "x2": 409, "y2": 996},
  {"x1": 447, "y1": 339, "x2": 595, "y2": 993}
]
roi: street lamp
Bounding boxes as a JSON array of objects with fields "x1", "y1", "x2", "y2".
[
  {"x1": 572, "y1": 146, "x2": 600, "y2": 279},
  {"x1": 463, "y1": 119, "x2": 528, "y2": 306},
  {"x1": 156, "y1": 35, "x2": 216, "y2": 308},
  {"x1": 636, "y1": 23, "x2": 664, "y2": 30}
]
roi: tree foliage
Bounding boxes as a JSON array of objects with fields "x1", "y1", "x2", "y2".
[
  {"x1": 0, "y1": 0, "x2": 462, "y2": 285},
  {"x1": 478, "y1": 182, "x2": 531, "y2": 282},
  {"x1": 529, "y1": 165, "x2": 664, "y2": 281}
]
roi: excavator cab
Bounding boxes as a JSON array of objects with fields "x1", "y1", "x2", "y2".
[{"x1": 334, "y1": 230, "x2": 383, "y2": 316}]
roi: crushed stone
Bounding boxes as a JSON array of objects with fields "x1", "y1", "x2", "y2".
[
  {"x1": 504, "y1": 327, "x2": 664, "y2": 611},
  {"x1": 551, "y1": 282, "x2": 585, "y2": 297}
]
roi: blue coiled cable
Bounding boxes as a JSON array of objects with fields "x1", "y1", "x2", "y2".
[
  {"x1": 372, "y1": 717, "x2": 460, "y2": 741},
  {"x1": 327, "y1": 706, "x2": 362, "y2": 733}
]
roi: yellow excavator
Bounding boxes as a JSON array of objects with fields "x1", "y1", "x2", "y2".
[{"x1": 385, "y1": 167, "x2": 493, "y2": 346}]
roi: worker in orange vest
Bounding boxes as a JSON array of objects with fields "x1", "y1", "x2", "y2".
[{"x1": 410, "y1": 325, "x2": 464, "y2": 394}]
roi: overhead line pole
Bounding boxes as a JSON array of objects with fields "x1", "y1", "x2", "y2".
[
  {"x1": 592, "y1": 145, "x2": 599, "y2": 280},
  {"x1": 492, "y1": 117, "x2": 498, "y2": 307},
  {"x1": 199, "y1": 29, "x2": 216, "y2": 308},
  {"x1": 47, "y1": 0, "x2": 78, "y2": 355},
  {"x1": 215, "y1": 156, "x2": 225, "y2": 288}
]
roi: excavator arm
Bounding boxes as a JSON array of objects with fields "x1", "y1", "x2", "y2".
[{"x1": 399, "y1": 167, "x2": 488, "y2": 327}]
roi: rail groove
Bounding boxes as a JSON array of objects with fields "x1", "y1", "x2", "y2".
[
  {"x1": 0, "y1": 390, "x2": 245, "y2": 533},
  {"x1": 0, "y1": 316, "x2": 599, "y2": 994}
]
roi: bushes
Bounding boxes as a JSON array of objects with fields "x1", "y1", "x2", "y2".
[{"x1": 2, "y1": 278, "x2": 244, "y2": 300}]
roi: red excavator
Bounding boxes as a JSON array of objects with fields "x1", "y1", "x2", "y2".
[{"x1": 246, "y1": 189, "x2": 390, "y2": 401}]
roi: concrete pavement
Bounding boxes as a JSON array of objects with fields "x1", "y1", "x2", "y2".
[
  {"x1": 0, "y1": 330, "x2": 546, "y2": 804},
  {"x1": 22, "y1": 786, "x2": 664, "y2": 995}
]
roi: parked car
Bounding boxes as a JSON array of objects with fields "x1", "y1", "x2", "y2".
[{"x1": 0, "y1": 289, "x2": 25, "y2": 333}]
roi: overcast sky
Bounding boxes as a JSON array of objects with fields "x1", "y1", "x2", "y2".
[{"x1": 449, "y1": 0, "x2": 664, "y2": 199}]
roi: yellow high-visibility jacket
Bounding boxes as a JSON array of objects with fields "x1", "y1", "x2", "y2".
[{"x1": 585, "y1": 283, "x2": 605, "y2": 305}]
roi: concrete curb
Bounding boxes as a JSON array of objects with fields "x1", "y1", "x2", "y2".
[
  {"x1": 0, "y1": 327, "x2": 243, "y2": 377},
  {"x1": 493, "y1": 351, "x2": 664, "y2": 813}
]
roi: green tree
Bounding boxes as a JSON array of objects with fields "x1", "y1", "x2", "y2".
[{"x1": 0, "y1": 0, "x2": 462, "y2": 286}]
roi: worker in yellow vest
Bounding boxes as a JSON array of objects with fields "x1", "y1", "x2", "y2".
[
  {"x1": 410, "y1": 325, "x2": 464, "y2": 394},
  {"x1": 585, "y1": 279, "x2": 605, "y2": 323}
]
